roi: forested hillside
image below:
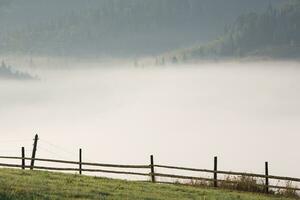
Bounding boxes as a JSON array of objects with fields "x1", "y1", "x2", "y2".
[
  {"x1": 0, "y1": 0, "x2": 281, "y2": 57},
  {"x1": 0, "y1": 61, "x2": 36, "y2": 80},
  {"x1": 162, "y1": 0, "x2": 300, "y2": 62}
]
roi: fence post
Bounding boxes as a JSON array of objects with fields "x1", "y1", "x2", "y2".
[
  {"x1": 30, "y1": 134, "x2": 39, "y2": 170},
  {"x1": 150, "y1": 155, "x2": 155, "y2": 183},
  {"x1": 214, "y1": 156, "x2": 218, "y2": 187},
  {"x1": 79, "y1": 148, "x2": 82, "y2": 175},
  {"x1": 21, "y1": 147, "x2": 25, "y2": 170},
  {"x1": 265, "y1": 162, "x2": 269, "y2": 193}
]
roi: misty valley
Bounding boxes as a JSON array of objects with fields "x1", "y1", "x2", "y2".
[
  {"x1": 0, "y1": 0, "x2": 300, "y2": 199},
  {"x1": 1, "y1": 59, "x2": 300, "y2": 179}
]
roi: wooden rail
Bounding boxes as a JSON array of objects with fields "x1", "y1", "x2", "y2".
[
  {"x1": 154, "y1": 164, "x2": 300, "y2": 182},
  {"x1": 0, "y1": 163, "x2": 149, "y2": 176},
  {"x1": 0, "y1": 151, "x2": 299, "y2": 193},
  {"x1": 153, "y1": 173, "x2": 300, "y2": 191},
  {"x1": 0, "y1": 156, "x2": 150, "y2": 169}
]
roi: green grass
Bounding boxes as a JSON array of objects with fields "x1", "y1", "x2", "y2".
[{"x1": 0, "y1": 168, "x2": 295, "y2": 200}]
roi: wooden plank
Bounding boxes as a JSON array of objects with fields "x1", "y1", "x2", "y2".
[
  {"x1": 78, "y1": 168, "x2": 149, "y2": 176},
  {"x1": 150, "y1": 155, "x2": 155, "y2": 183},
  {"x1": 154, "y1": 164, "x2": 300, "y2": 182},
  {"x1": 214, "y1": 156, "x2": 218, "y2": 187},
  {"x1": 265, "y1": 162, "x2": 269, "y2": 193},
  {"x1": 21, "y1": 147, "x2": 25, "y2": 170},
  {"x1": 0, "y1": 156, "x2": 150, "y2": 169},
  {"x1": 79, "y1": 149, "x2": 82, "y2": 175},
  {"x1": 154, "y1": 164, "x2": 215, "y2": 173},
  {"x1": 154, "y1": 172, "x2": 232, "y2": 183},
  {"x1": 30, "y1": 134, "x2": 39, "y2": 170},
  {"x1": 0, "y1": 163, "x2": 149, "y2": 176}
]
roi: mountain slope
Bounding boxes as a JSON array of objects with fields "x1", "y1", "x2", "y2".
[
  {"x1": 161, "y1": 0, "x2": 300, "y2": 62},
  {"x1": 0, "y1": 62, "x2": 36, "y2": 80},
  {"x1": 0, "y1": 0, "x2": 282, "y2": 57}
]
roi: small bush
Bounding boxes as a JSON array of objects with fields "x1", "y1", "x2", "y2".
[
  {"x1": 184, "y1": 176, "x2": 300, "y2": 198},
  {"x1": 219, "y1": 176, "x2": 266, "y2": 193},
  {"x1": 276, "y1": 181, "x2": 299, "y2": 199}
]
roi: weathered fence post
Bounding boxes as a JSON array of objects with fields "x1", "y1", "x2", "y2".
[
  {"x1": 30, "y1": 134, "x2": 39, "y2": 170},
  {"x1": 79, "y1": 148, "x2": 82, "y2": 175},
  {"x1": 265, "y1": 162, "x2": 269, "y2": 193},
  {"x1": 214, "y1": 156, "x2": 218, "y2": 187},
  {"x1": 21, "y1": 147, "x2": 25, "y2": 170},
  {"x1": 150, "y1": 155, "x2": 155, "y2": 183}
]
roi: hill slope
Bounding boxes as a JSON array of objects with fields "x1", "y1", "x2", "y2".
[
  {"x1": 0, "y1": 0, "x2": 282, "y2": 57},
  {"x1": 161, "y1": 0, "x2": 300, "y2": 62},
  {"x1": 0, "y1": 168, "x2": 295, "y2": 200},
  {"x1": 0, "y1": 62, "x2": 36, "y2": 80}
]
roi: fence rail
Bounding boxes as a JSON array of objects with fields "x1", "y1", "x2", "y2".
[
  {"x1": 154, "y1": 164, "x2": 300, "y2": 182},
  {"x1": 0, "y1": 135, "x2": 299, "y2": 194},
  {"x1": 0, "y1": 156, "x2": 150, "y2": 169},
  {"x1": 0, "y1": 155, "x2": 300, "y2": 192},
  {"x1": 0, "y1": 163, "x2": 150, "y2": 176}
]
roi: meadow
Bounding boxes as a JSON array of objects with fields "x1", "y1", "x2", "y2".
[{"x1": 0, "y1": 168, "x2": 296, "y2": 200}]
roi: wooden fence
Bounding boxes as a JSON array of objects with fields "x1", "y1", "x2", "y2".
[
  {"x1": 0, "y1": 154, "x2": 300, "y2": 192},
  {"x1": 0, "y1": 135, "x2": 299, "y2": 193}
]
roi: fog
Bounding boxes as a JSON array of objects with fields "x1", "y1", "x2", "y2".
[{"x1": 1, "y1": 60, "x2": 300, "y2": 179}]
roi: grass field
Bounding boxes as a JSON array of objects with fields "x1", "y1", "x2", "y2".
[{"x1": 0, "y1": 168, "x2": 296, "y2": 200}]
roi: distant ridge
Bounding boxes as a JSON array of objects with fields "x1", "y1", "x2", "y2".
[
  {"x1": 0, "y1": 61, "x2": 37, "y2": 80},
  {"x1": 0, "y1": 0, "x2": 281, "y2": 57},
  {"x1": 159, "y1": 0, "x2": 300, "y2": 63}
]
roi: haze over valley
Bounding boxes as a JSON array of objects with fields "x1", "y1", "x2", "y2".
[{"x1": 1, "y1": 0, "x2": 300, "y2": 184}]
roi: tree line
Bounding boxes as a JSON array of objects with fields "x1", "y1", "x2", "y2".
[
  {"x1": 0, "y1": 0, "x2": 279, "y2": 57},
  {"x1": 163, "y1": 0, "x2": 300, "y2": 62}
]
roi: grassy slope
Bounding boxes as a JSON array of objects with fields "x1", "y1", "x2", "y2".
[{"x1": 0, "y1": 168, "x2": 294, "y2": 200}]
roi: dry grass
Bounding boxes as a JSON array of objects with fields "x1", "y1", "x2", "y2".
[
  {"x1": 276, "y1": 181, "x2": 299, "y2": 199},
  {"x1": 185, "y1": 175, "x2": 299, "y2": 199}
]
